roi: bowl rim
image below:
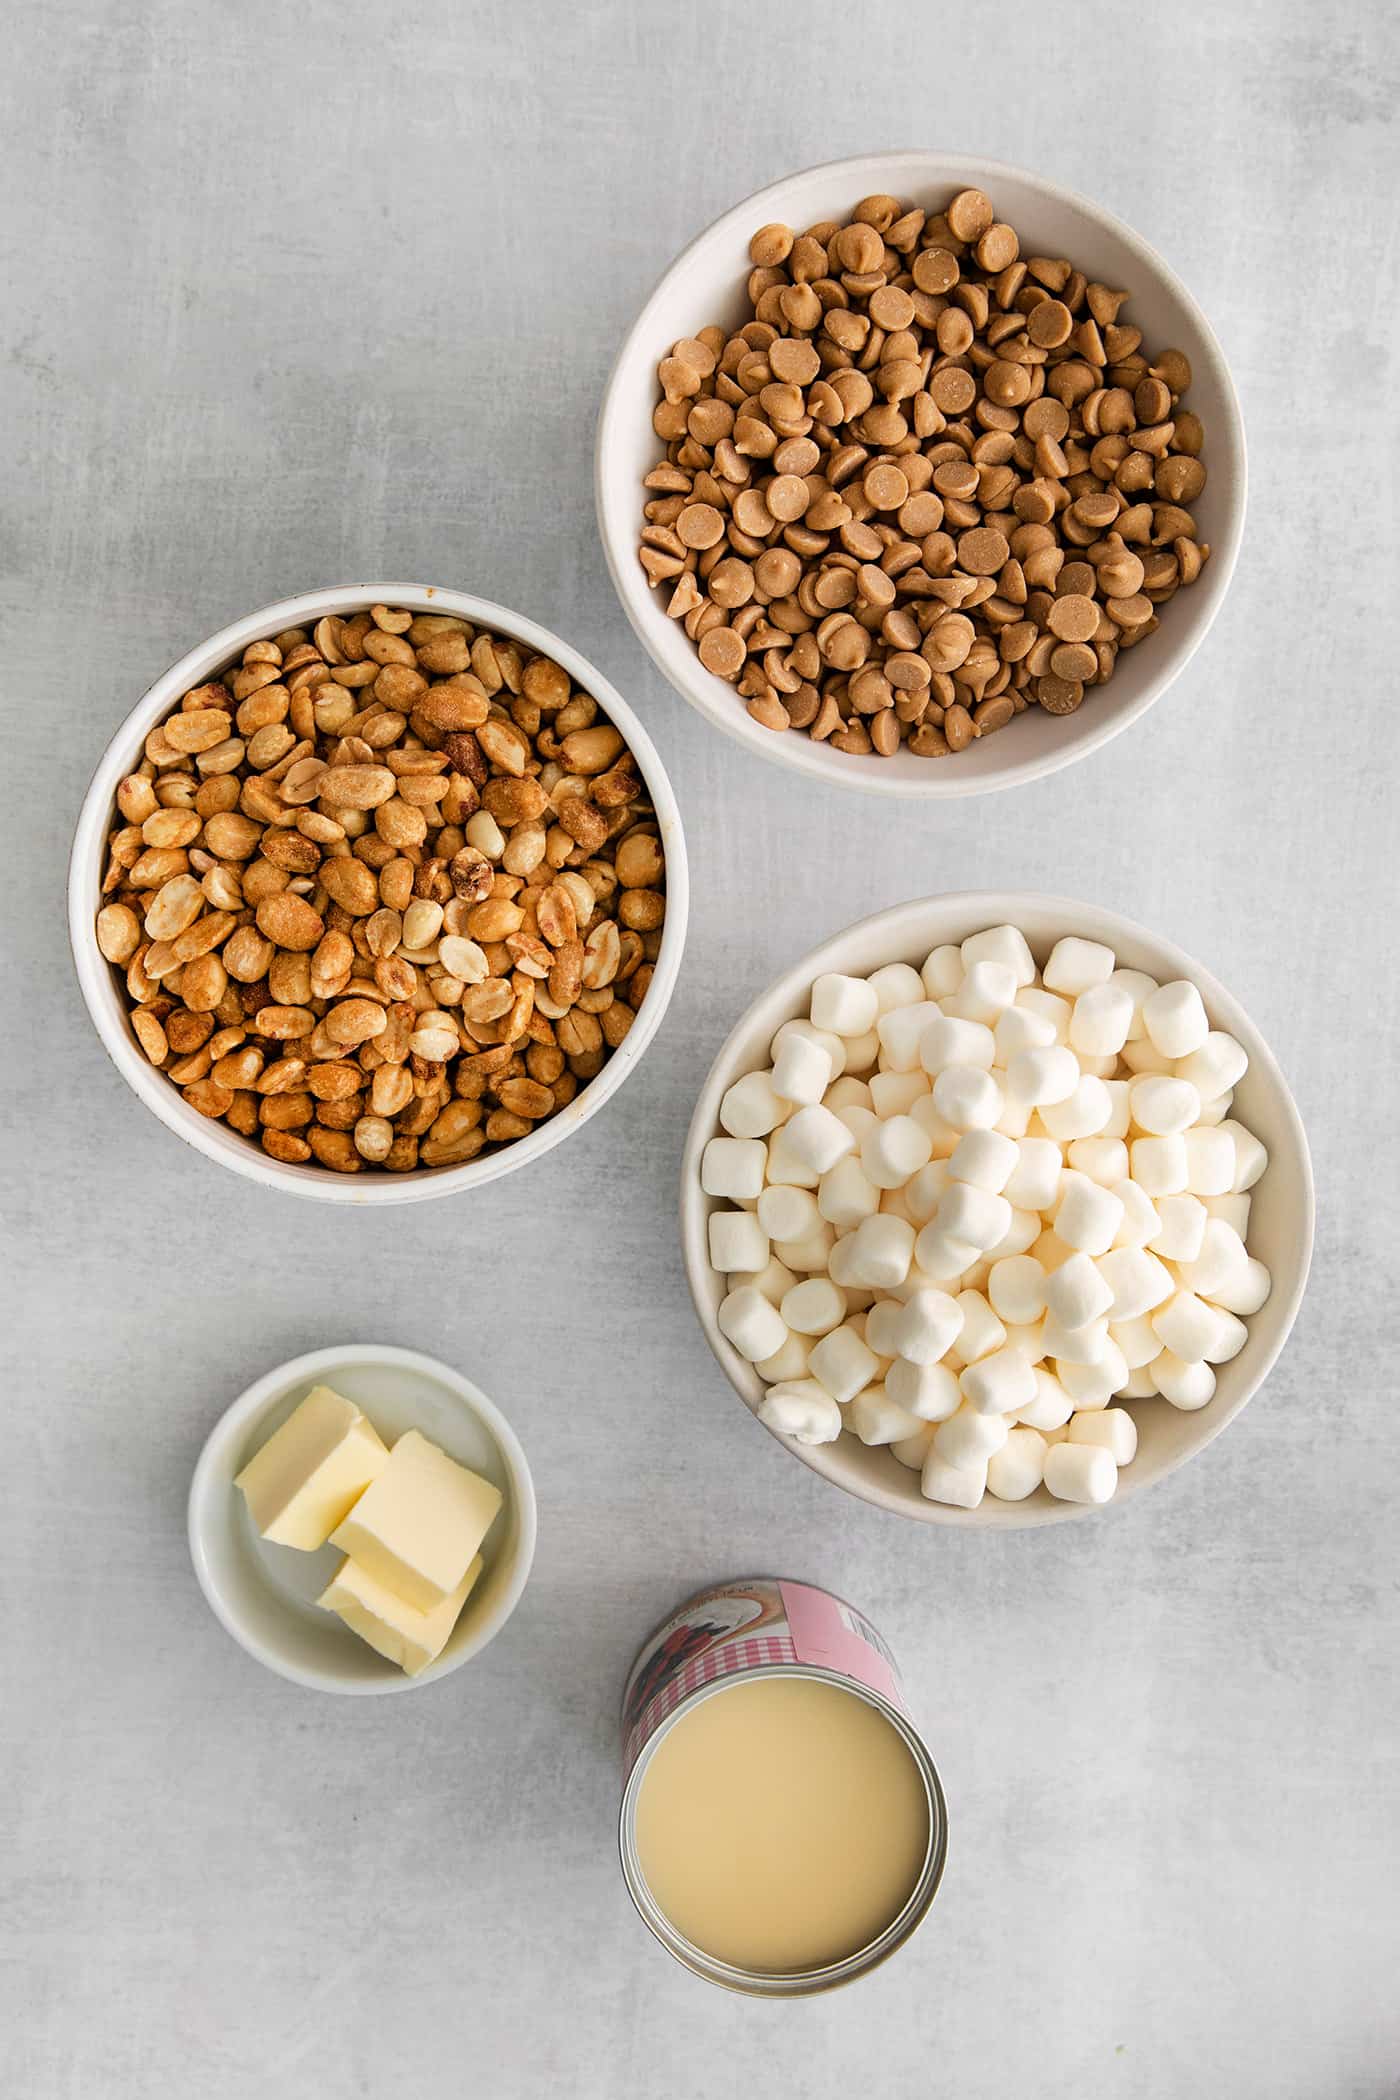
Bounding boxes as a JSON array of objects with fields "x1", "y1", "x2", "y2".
[
  {"x1": 680, "y1": 889, "x2": 1314, "y2": 1527},
  {"x1": 186, "y1": 1341, "x2": 538, "y2": 1693},
  {"x1": 69, "y1": 583, "x2": 690, "y2": 1204},
  {"x1": 596, "y1": 148, "x2": 1247, "y2": 801}
]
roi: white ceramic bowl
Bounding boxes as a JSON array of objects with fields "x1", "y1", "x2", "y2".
[
  {"x1": 70, "y1": 584, "x2": 689, "y2": 1203},
  {"x1": 681, "y1": 893, "x2": 1312, "y2": 1527},
  {"x1": 598, "y1": 152, "x2": 1246, "y2": 799},
  {"x1": 188, "y1": 1343, "x2": 537, "y2": 1691}
]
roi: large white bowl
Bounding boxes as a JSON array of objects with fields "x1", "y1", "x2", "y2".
[
  {"x1": 598, "y1": 152, "x2": 1246, "y2": 799},
  {"x1": 681, "y1": 894, "x2": 1312, "y2": 1527},
  {"x1": 188, "y1": 1343, "x2": 536, "y2": 1693},
  {"x1": 70, "y1": 584, "x2": 689, "y2": 1203}
]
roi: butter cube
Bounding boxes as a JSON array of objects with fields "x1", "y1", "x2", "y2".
[
  {"x1": 319, "y1": 1554, "x2": 483, "y2": 1677},
  {"x1": 329, "y1": 1429, "x2": 503, "y2": 1611},
  {"x1": 235, "y1": 1385, "x2": 389, "y2": 1550}
]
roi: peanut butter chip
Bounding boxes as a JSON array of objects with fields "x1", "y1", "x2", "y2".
[
  {"x1": 863, "y1": 463, "x2": 909, "y2": 511},
  {"x1": 957, "y1": 527, "x2": 1010, "y2": 576},
  {"x1": 1047, "y1": 594, "x2": 1099, "y2": 643},
  {"x1": 1038, "y1": 675, "x2": 1084, "y2": 714},
  {"x1": 946, "y1": 187, "x2": 994, "y2": 242},
  {"x1": 677, "y1": 502, "x2": 725, "y2": 550},
  {"x1": 698, "y1": 627, "x2": 746, "y2": 679}
]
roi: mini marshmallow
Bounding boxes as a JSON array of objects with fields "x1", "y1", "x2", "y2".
[
  {"x1": 876, "y1": 1000, "x2": 944, "y2": 1071},
  {"x1": 1096, "y1": 1246, "x2": 1173, "y2": 1321},
  {"x1": 1100, "y1": 1080, "x2": 1132, "y2": 1138},
  {"x1": 825, "y1": 1076, "x2": 873, "y2": 1113},
  {"x1": 987, "y1": 1206, "x2": 1041, "y2": 1260},
  {"x1": 891, "y1": 1425, "x2": 936, "y2": 1470},
  {"x1": 920, "y1": 943, "x2": 965, "y2": 998},
  {"x1": 1220, "y1": 1120, "x2": 1268, "y2": 1192},
  {"x1": 994, "y1": 1004, "x2": 1057, "y2": 1063},
  {"x1": 1007, "y1": 1043, "x2": 1079, "y2": 1107},
  {"x1": 888, "y1": 1287, "x2": 964, "y2": 1365},
  {"x1": 772, "y1": 1018, "x2": 847, "y2": 1079},
  {"x1": 1194, "y1": 1091, "x2": 1233, "y2": 1126},
  {"x1": 1177, "y1": 1031, "x2": 1249, "y2": 1098},
  {"x1": 919, "y1": 1013, "x2": 996, "y2": 1074},
  {"x1": 861, "y1": 1114, "x2": 934, "y2": 1191},
  {"x1": 920, "y1": 1449, "x2": 988, "y2": 1509},
  {"x1": 993, "y1": 1095, "x2": 1033, "y2": 1140},
  {"x1": 1016, "y1": 985, "x2": 1072, "y2": 1040},
  {"x1": 1120, "y1": 1037, "x2": 1174, "y2": 1075},
  {"x1": 1055, "y1": 1172, "x2": 1125, "y2": 1256},
  {"x1": 868, "y1": 1069, "x2": 930, "y2": 1119},
  {"x1": 960, "y1": 1346, "x2": 1037, "y2": 1417},
  {"x1": 1110, "y1": 1178, "x2": 1162, "y2": 1249},
  {"x1": 848, "y1": 1384, "x2": 924, "y2": 1447},
  {"x1": 1142, "y1": 979, "x2": 1210, "y2": 1058},
  {"x1": 905, "y1": 1159, "x2": 951, "y2": 1224},
  {"x1": 778, "y1": 1103, "x2": 856, "y2": 1176},
  {"x1": 1066, "y1": 1135, "x2": 1130, "y2": 1187},
  {"x1": 887, "y1": 1357, "x2": 962, "y2": 1421},
  {"x1": 1109, "y1": 1314, "x2": 1162, "y2": 1369},
  {"x1": 1042, "y1": 1313, "x2": 1110, "y2": 1365},
  {"x1": 931, "y1": 1065, "x2": 1004, "y2": 1133},
  {"x1": 1205, "y1": 1310, "x2": 1249, "y2": 1364},
  {"x1": 960, "y1": 1259, "x2": 993, "y2": 1295},
  {"x1": 764, "y1": 1127, "x2": 819, "y2": 1189},
  {"x1": 780, "y1": 1277, "x2": 847, "y2": 1336},
  {"x1": 840, "y1": 1213, "x2": 915, "y2": 1289},
  {"x1": 911, "y1": 1226, "x2": 980, "y2": 1281},
  {"x1": 1000, "y1": 1317, "x2": 1046, "y2": 1364},
  {"x1": 879, "y1": 1181, "x2": 915, "y2": 1224},
  {"x1": 757, "y1": 1183, "x2": 820, "y2": 1242},
  {"x1": 988, "y1": 1255, "x2": 1047, "y2": 1326},
  {"x1": 755, "y1": 1331, "x2": 812, "y2": 1383},
  {"x1": 1069, "y1": 980, "x2": 1135, "y2": 1058},
  {"x1": 747, "y1": 1255, "x2": 797, "y2": 1305},
  {"x1": 1153, "y1": 1351, "x2": 1216, "y2": 1410},
  {"x1": 948, "y1": 1128, "x2": 1019, "y2": 1193},
  {"x1": 934, "y1": 1404, "x2": 1009, "y2": 1468},
  {"x1": 1180, "y1": 1218, "x2": 1250, "y2": 1303},
  {"x1": 860, "y1": 1298, "x2": 907, "y2": 1359},
  {"x1": 756, "y1": 1381, "x2": 842, "y2": 1445},
  {"x1": 1119, "y1": 1363, "x2": 1160, "y2": 1398},
  {"x1": 961, "y1": 923, "x2": 1037, "y2": 986},
  {"x1": 1004, "y1": 1136, "x2": 1063, "y2": 1213},
  {"x1": 841, "y1": 1029, "x2": 881, "y2": 1074},
  {"x1": 1032, "y1": 1226, "x2": 1070, "y2": 1270},
  {"x1": 773, "y1": 1223, "x2": 836, "y2": 1273},
  {"x1": 1129, "y1": 1074, "x2": 1201, "y2": 1136},
  {"x1": 1069, "y1": 1407, "x2": 1138, "y2": 1466},
  {"x1": 908, "y1": 1093, "x2": 963, "y2": 1157},
  {"x1": 1043, "y1": 936, "x2": 1116, "y2": 996},
  {"x1": 701, "y1": 1136, "x2": 767, "y2": 1201},
  {"x1": 719, "y1": 1070, "x2": 787, "y2": 1138},
  {"x1": 867, "y1": 961, "x2": 926, "y2": 1013},
  {"x1": 810, "y1": 971, "x2": 879, "y2": 1039},
  {"x1": 987, "y1": 1427, "x2": 1048, "y2": 1501},
  {"x1": 771, "y1": 1030, "x2": 833, "y2": 1107},
  {"x1": 717, "y1": 1286, "x2": 789, "y2": 1363},
  {"x1": 1040, "y1": 1075, "x2": 1113, "y2": 1142},
  {"x1": 808, "y1": 1323, "x2": 881, "y2": 1404},
  {"x1": 832, "y1": 1103, "x2": 877, "y2": 1145},
  {"x1": 1210, "y1": 1257, "x2": 1271, "y2": 1318},
  {"x1": 1057, "y1": 1340, "x2": 1130, "y2": 1409},
  {"x1": 1042, "y1": 1250, "x2": 1115, "y2": 1328},
  {"x1": 937, "y1": 1181, "x2": 1013, "y2": 1253},
  {"x1": 1148, "y1": 1191, "x2": 1208, "y2": 1263},
  {"x1": 708, "y1": 1210, "x2": 769, "y2": 1275},
  {"x1": 1110, "y1": 968, "x2": 1159, "y2": 1040},
  {"x1": 1017, "y1": 1367, "x2": 1075, "y2": 1431},
  {"x1": 1043, "y1": 1440, "x2": 1118, "y2": 1505},
  {"x1": 1183, "y1": 1126, "x2": 1236, "y2": 1196},
  {"x1": 950, "y1": 1290, "x2": 1007, "y2": 1365},
  {"x1": 1130, "y1": 1133, "x2": 1188, "y2": 1196},
  {"x1": 945, "y1": 959, "x2": 1018, "y2": 1024},
  {"x1": 1205, "y1": 1191, "x2": 1252, "y2": 1236},
  {"x1": 1151, "y1": 1290, "x2": 1222, "y2": 1363}
]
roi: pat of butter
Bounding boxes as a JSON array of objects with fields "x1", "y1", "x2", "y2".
[
  {"x1": 318, "y1": 1553, "x2": 483, "y2": 1676},
  {"x1": 329, "y1": 1429, "x2": 503, "y2": 1611},
  {"x1": 235, "y1": 1385, "x2": 389, "y2": 1551}
]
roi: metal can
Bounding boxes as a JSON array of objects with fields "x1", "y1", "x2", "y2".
[{"x1": 619, "y1": 1575, "x2": 947, "y2": 1995}]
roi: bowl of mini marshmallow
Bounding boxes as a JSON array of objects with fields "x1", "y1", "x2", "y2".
[{"x1": 681, "y1": 893, "x2": 1313, "y2": 1525}]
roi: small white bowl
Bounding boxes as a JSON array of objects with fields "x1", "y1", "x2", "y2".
[
  {"x1": 598, "y1": 152, "x2": 1246, "y2": 800},
  {"x1": 69, "y1": 584, "x2": 689, "y2": 1203},
  {"x1": 188, "y1": 1343, "x2": 536, "y2": 1692},
  {"x1": 681, "y1": 893, "x2": 1313, "y2": 1527}
]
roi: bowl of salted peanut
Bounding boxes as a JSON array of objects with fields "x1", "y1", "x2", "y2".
[
  {"x1": 70, "y1": 586, "x2": 688, "y2": 1200},
  {"x1": 598, "y1": 152, "x2": 1245, "y2": 796}
]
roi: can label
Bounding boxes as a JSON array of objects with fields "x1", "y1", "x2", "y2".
[{"x1": 621, "y1": 1577, "x2": 907, "y2": 1779}]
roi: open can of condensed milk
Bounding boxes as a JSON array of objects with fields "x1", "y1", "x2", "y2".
[{"x1": 619, "y1": 1576, "x2": 947, "y2": 1995}]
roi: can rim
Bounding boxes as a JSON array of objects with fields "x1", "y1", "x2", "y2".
[{"x1": 619, "y1": 1662, "x2": 948, "y2": 1997}]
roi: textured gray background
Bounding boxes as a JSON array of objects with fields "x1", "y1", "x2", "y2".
[{"x1": 4, "y1": 2, "x2": 1398, "y2": 2095}]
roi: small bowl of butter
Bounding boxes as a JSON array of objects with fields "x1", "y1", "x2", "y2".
[{"x1": 188, "y1": 1343, "x2": 537, "y2": 1693}]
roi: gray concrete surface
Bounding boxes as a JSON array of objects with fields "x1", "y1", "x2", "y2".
[{"x1": 3, "y1": 2, "x2": 1397, "y2": 2095}]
